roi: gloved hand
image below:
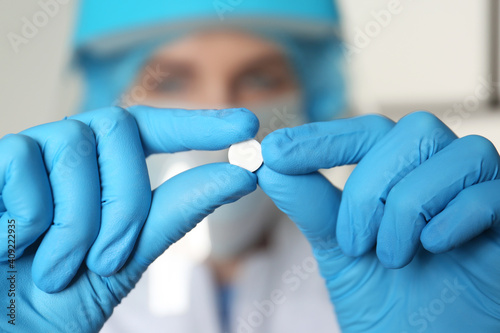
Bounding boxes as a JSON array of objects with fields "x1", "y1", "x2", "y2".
[
  {"x1": 0, "y1": 105, "x2": 259, "y2": 332},
  {"x1": 258, "y1": 111, "x2": 500, "y2": 332}
]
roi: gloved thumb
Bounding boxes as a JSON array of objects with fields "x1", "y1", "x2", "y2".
[
  {"x1": 107, "y1": 163, "x2": 257, "y2": 301},
  {"x1": 256, "y1": 165, "x2": 359, "y2": 296}
]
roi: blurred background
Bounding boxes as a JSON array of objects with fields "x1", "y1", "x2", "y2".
[
  {"x1": 1, "y1": 0, "x2": 499, "y2": 322},
  {"x1": 1, "y1": 0, "x2": 499, "y2": 142}
]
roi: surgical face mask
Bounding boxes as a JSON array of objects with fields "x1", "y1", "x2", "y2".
[
  {"x1": 252, "y1": 93, "x2": 306, "y2": 142},
  {"x1": 146, "y1": 93, "x2": 306, "y2": 260}
]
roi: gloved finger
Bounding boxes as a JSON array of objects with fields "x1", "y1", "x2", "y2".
[
  {"x1": 70, "y1": 108, "x2": 151, "y2": 277},
  {"x1": 261, "y1": 114, "x2": 395, "y2": 175},
  {"x1": 20, "y1": 120, "x2": 101, "y2": 293},
  {"x1": 377, "y1": 135, "x2": 500, "y2": 268},
  {"x1": 70, "y1": 106, "x2": 259, "y2": 276},
  {"x1": 420, "y1": 179, "x2": 500, "y2": 253},
  {"x1": 130, "y1": 163, "x2": 257, "y2": 267},
  {"x1": 0, "y1": 134, "x2": 53, "y2": 261},
  {"x1": 337, "y1": 111, "x2": 457, "y2": 257},
  {"x1": 126, "y1": 105, "x2": 259, "y2": 156},
  {"x1": 257, "y1": 165, "x2": 340, "y2": 242}
]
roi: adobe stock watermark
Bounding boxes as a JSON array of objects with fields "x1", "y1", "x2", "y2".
[
  {"x1": 342, "y1": 0, "x2": 404, "y2": 63},
  {"x1": 6, "y1": 0, "x2": 72, "y2": 54},
  {"x1": 235, "y1": 235, "x2": 342, "y2": 333},
  {"x1": 442, "y1": 75, "x2": 499, "y2": 132},
  {"x1": 236, "y1": 255, "x2": 319, "y2": 333},
  {"x1": 403, "y1": 278, "x2": 467, "y2": 333},
  {"x1": 115, "y1": 64, "x2": 170, "y2": 108},
  {"x1": 53, "y1": 110, "x2": 131, "y2": 179},
  {"x1": 178, "y1": 166, "x2": 241, "y2": 224},
  {"x1": 380, "y1": 74, "x2": 498, "y2": 184},
  {"x1": 255, "y1": 105, "x2": 300, "y2": 142},
  {"x1": 213, "y1": 0, "x2": 244, "y2": 21}
]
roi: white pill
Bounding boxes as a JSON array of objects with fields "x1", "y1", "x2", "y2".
[{"x1": 228, "y1": 139, "x2": 263, "y2": 172}]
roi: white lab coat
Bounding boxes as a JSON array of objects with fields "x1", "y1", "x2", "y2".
[{"x1": 101, "y1": 217, "x2": 341, "y2": 333}]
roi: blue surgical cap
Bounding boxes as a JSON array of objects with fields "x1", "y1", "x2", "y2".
[{"x1": 73, "y1": 0, "x2": 347, "y2": 121}]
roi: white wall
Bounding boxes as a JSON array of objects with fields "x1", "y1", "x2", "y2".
[
  {"x1": 336, "y1": 0, "x2": 500, "y2": 149},
  {"x1": 338, "y1": 0, "x2": 490, "y2": 113},
  {"x1": 0, "y1": 0, "x2": 80, "y2": 135}
]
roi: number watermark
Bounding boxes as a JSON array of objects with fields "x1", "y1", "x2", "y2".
[{"x1": 6, "y1": 219, "x2": 16, "y2": 326}]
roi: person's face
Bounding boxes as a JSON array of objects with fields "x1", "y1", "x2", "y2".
[{"x1": 132, "y1": 30, "x2": 300, "y2": 109}]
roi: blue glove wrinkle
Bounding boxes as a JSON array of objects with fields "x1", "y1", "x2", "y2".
[
  {"x1": 336, "y1": 112, "x2": 457, "y2": 257},
  {"x1": 377, "y1": 135, "x2": 500, "y2": 268},
  {"x1": 19, "y1": 121, "x2": 102, "y2": 293},
  {"x1": 70, "y1": 108, "x2": 151, "y2": 277},
  {"x1": 0, "y1": 134, "x2": 53, "y2": 262},
  {"x1": 421, "y1": 179, "x2": 500, "y2": 253}
]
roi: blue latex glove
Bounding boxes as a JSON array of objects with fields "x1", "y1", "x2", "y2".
[
  {"x1": 258, "y1": 111, "x2": 500, "y2": 332},
  {"x1": 0, "y1": 105, "x2": 258, "y2": 332}
]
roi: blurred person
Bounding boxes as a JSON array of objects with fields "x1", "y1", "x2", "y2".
[
  {"x1": 1, "y1": 1, "x2": 500, "y2": 333},
  {"x1": 84, "y1": 3, "x2": 345, "y2": 333}
]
